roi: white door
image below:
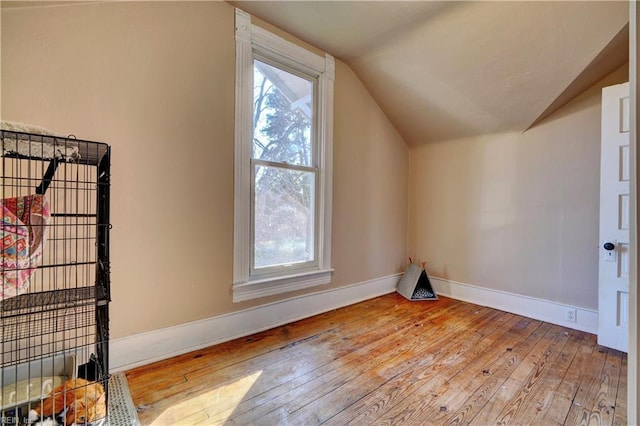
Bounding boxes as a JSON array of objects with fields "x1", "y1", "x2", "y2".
[{"x1": 598, "y1": 82, "x2": 630, "y2": 353}]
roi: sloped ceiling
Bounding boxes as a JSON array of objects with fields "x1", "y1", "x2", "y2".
[{"x1": 230, "y1": 1, "x2": 629, "y2": 146}]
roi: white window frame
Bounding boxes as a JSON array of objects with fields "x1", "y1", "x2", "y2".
[{"x1": 233, "y1": 9, "x2": 334, "y2": 303}]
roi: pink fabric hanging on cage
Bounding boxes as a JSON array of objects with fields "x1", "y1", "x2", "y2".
[{"x1": 0, "y1": 194, "x2": 50, "y2": 300}]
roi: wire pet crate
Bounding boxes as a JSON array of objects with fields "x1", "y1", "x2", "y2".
[{"x1": 0, "y1": 126, "x2": 110, "y2": 425}]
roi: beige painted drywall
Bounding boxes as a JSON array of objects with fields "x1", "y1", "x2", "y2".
[
  {"x1": 409, "y1": 64, "x2": 628, "y2": 311},
  {"x1": 331, "y1": 60, "x2": 408, "y2": 287},
  {"x1": 1, "y1": 1, "x2": 408, "y2": 338}
]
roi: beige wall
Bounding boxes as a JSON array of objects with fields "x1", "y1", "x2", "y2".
[
  {"x1": 3, "y1": 0, "x2": 618, "y2": 336},
  {"x1": 332, "y1": 60, "x2": 408, "y2": 286},
  {"x1": 409, "y1": 65, "x2": 628, "y2": 311},
  {"x1": 1, "y1": 1, "x2": 408, "y2": 338}
]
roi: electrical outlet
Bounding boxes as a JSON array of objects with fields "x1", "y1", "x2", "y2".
[{"x1": 565, "y1": 308, "x2": 577, "y2": 323}]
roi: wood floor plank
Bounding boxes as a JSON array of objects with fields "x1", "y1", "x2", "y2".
[
  {"x1": 466, "y1": 324, "x2": 566, "y2": 425},
  {"x1": 336, "y1": 312, "x2": 523, "y2": 426},
  {"x1": 126, "y1": 293, "x2": 406, "y2": 398},
  {"x1": 422, "y1": 317, "x2": 546, "y2": 423},
  {"x1": 214, "y1": 302, "x2": 472, "y2": 423},
  {"x1": 213, "y1": 300, "x2": 473, "y2": 423},
  {"x1": 586, "y1": 348, "x2": 623, "y2": 426},
  {"x1": 493, "y1": 329, "x2": 584, "y2": 425},
  {"x1": 425, "y1": 318, "x2": 547, "y2": 425},
  {"x1": 136, "y1": 297, "x2": 467, "y2": 423},
  {"x1": 613, "y1": 353, "x2": 627, "y2": 426},
  {"x1": 124, "y1": 293, "x2": 627, "y2": 426},
  {"x1": 226, "y1": 304, "x2": 500, "y2": 425},
  {"x1": 330, "y1": 316, "x2": 537, "y2": 425},
  {"x1": 560, "y1": 344, "x2": 609, "y2": 425},
  {"x1": 279, "y1": 309, "x2": 513, "y2": 425},
  {"x1": 126, "y1": 294, "x2": 404, "y2": 378},
  {"x1": 131, "y1": 294, "x2": 456, "y2": 411},
  {"x1": 539, "y1": 332, "x2": 599, "y2": 426},
  {"x1": 489, "y1": 325, "x2": 573, "y2": 425},
  {"x1": 384, "y1": 322, "x2": 560, "y2": 422}
]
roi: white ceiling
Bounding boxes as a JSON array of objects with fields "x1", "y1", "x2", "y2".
[{"x1": 230, "y1": 1, "x2": 629, "y2": 145}]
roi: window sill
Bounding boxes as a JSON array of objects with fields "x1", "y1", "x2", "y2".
[{"x1": 233, "y1": 269, "x2": 334, "y2": 303}]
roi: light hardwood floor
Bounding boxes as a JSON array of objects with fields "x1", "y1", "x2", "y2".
[{"x1": 126, "y1": 293, "x2": 627, "y2": 425}]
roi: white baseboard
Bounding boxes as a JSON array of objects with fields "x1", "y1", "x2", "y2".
[
  {"x1": 110, "y1": 273, "x2": 400, "y2": 372},
  {"x1": 111, "y1": 273, "x2": 598, "y2": 372},
  {"x1": 430, "y1": 276, "x2": 598, "y2": 334}
]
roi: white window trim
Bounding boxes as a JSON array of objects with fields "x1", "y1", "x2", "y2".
[{"x1": 233, "y1": 9, "x2": 334, "y2": 303}]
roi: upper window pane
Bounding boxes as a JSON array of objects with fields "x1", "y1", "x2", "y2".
[{"x1": 253, "y1": 60, "x2": 314, "y2": 167}]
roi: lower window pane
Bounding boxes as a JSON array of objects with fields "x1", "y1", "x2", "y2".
[{"x1": 254, "y1": 165, "x2": 315, "y2": 269}]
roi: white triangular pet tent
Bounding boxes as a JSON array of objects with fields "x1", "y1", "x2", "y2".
[{"x1": 397, "y1": 260, "x2": 438, "y2": 301}]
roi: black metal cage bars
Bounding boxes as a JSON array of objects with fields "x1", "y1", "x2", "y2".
[{"x1": 0, "y1": 129, "x2": 110, "y2": 425}]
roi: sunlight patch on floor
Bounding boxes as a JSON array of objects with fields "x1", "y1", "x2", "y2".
[{"x1": 150, "y1": 370, "x2": 263, "y2": 425}]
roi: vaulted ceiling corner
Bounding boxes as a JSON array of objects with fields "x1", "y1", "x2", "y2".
[
  {"x1": 228, "y1": 1, "x2": 629, "y2": 146},
  {"x1": 527, "y1": 22, "x2": 630, "y2": 131}
]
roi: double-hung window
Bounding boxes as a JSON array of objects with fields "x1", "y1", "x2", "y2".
[{"x1": 233, "y1": 9, "x2": 334, "y2": 302}]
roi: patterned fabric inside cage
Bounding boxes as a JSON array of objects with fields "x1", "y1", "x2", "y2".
[{"x1": 0, "y1": 194, "x2": 50, "y2": 299}]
